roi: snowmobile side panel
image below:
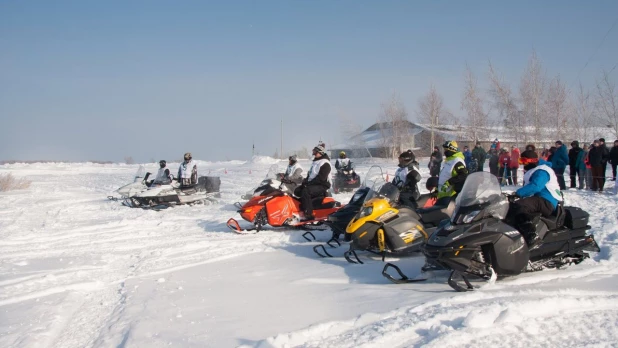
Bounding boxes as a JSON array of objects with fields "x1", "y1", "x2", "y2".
[{"x1": 265, "y1": 195, "x2": 298, "y2": 226}]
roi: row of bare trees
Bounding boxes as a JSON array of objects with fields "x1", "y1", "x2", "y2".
[
  {"x1": 468, "y1": 50, "x2": 617, "y2": 146},
  {"x1": 339, "y1": 51, "x2": 617, "y2": 158}
]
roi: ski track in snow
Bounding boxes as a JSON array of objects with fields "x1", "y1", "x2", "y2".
[{"x1": 1, "y1": 160, "x2": 617, "y2": 348}]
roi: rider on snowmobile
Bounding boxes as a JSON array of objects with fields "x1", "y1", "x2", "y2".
[
  {"x1": 392, "y1": 150, "x2": 422, "y2": 208},
  {"x1": 279, "y1": 155, "x2": 304, "y2": 193},
  {"x1": 152, "y1": 160, "x2": 173, "y2": 185},
  {"x1": 178, "y1": 152, "x2": 197, "y2": 187},
  {"x1": 507, "y1": 147, "x2": 563, "y2": 247},
  {"x1": 294, "y1": 145, "x2": 331, "y2": 221},
  {"x1": 335, "y1": 151, "x2": 351, "y2": 172},
  {"x1": 435, "y1": 141, "x2": 468, "y2": 206}
]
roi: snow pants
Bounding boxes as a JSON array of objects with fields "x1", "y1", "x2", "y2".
[
  {"x1": 295, "y1": 184, "x2": 326, "y2": 217},
  {"x1": 553, "y1": 167, "x2": 566, "y2": 190}
]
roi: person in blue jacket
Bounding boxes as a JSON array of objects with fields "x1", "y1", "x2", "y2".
[
  {"x1": 551, "y1": 140, "x2": 569, "y2": 190},
  {"x1": 506, "y1": 147, "x2": 563, "y2": 247}
]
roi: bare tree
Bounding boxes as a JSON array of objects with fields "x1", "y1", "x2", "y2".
[
  {"x1": 488, "y1": 61, "x2": 523, "y2": 146},
  {"x1": 595, "y1": 70, "x2": 618, "y2": 138},
  {"x1": 519, "y1": 50, "x2": 547, "y2": 145},
  {"x1": 124, "y1": 156, "x2": 135, "y2": 165},
  {"x1": 378, "y1": 92, "x2": 412, "y2": 158},
  {"x1": 573, "y1": 82, "x2": 596, "y2": 142},
  {"x1": 461, "y1": 64, "x2": 488, "y2": 142},
  {"x1": 417, "y1": 84, "x2": 451, "y2": 150},
  {"x1": 545, "y1": 74, "x2": 572, "y2": 141}
]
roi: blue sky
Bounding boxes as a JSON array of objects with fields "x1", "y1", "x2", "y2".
[{"x1": 1, "y1": 1, "x2": 617, "y2": 162}]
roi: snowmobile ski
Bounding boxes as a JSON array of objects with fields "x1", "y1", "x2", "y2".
[{"x1": 382, "y1": 263, "x2": 428, "y2": 284}]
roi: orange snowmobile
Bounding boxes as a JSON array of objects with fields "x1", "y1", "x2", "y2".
[{"x1": 227, "y1": 165, "x2": 342, "y2": 234}]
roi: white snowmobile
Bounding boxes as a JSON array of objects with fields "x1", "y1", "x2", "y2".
[{"x1": 111, "y1": 165, "x2": 221, "y2": 208}]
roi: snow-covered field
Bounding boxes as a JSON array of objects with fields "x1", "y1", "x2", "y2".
[{"x1": 1, "y1": 158, "x2": 617, "y2": 348}]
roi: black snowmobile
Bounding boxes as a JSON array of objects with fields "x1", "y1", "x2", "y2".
[
  {"x1": 383, "y1": 172, "x2": 600, "y2": 290},
  {"x1": 332, "y1": 164, "x2": 362, "y2": 193}
]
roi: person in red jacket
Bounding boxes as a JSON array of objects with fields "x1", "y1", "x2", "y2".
[
  {"x1": 510, "y1": 145, "x2": 521, "y2": 186},
  {"x1": 498, "y1": 148, "x2": 512, "y2": 185}
]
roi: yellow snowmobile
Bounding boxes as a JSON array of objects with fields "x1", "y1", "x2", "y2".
[{"x1": 343, "y1": 182, "x2": 430, "y2": 264}]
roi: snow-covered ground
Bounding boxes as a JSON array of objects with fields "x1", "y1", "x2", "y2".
[{"x1": 1, "y1": 158, "x2": 617, "y2": 348}]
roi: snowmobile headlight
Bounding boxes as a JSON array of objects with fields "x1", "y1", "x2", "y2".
[
  {"x1": 461, "y1": 210, "x2": 481, "y2": 224},
  {"x1": 359, "y1": 206, "x2": 373, "y2": 218}
]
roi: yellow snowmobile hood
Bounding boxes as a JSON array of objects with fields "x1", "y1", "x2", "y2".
[{"x1": 346, "y1": 197, "x2": 398, "y2": 235}]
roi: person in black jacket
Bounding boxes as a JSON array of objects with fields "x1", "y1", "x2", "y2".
[
  {"x1": 392, "y1": 150, "x2": 422, "y2": 208},
  {"x1": 610, "y1": 140, "x2": 618, "y2": 181},
  {"x1": 588, "y1": 140, "x2": 606, "y2": 192},
  {"x1": 295, "y1": 145, "x2": 331, "y2": 220},
  {"x1": 568, "y1": 141, "x2": 582, "y2": 188},
  {"x1": 599, "y1": 138, "x2": 610, "y2": 187},
  {"x1": 428, "y1": 146, "x2": 442, "y2": 177}
]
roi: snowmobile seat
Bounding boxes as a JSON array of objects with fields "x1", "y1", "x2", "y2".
[
  {"x1": 417, "y1": 199, "x2": 456, "y2": 227},
  {"x1": 312, "y1": 196, "x2": 340, "y2": 209},
  {"x1": 539, "y1": 204, "x2": 565, "y2": 231}
]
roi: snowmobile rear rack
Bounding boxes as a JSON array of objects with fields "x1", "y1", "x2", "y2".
[{"x1": 382, "y1": 263, "x2": 428, "y2": 284}]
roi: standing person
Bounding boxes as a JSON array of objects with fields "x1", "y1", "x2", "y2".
[
  {"x1": 295, "y1": 145, "x2": 331, "y2": 220},
  {"x1": 428, "y1": 146, "x2": 443, "y2": 177},
  {"x1": 510, "y1": 145, "x2": 521, "y2": 186},
  {"x1": 498, "y1": 149, "x2": 512, "y2": 185},
  {"x1": 488, "y1": 149, "x2": 499, "y2": 177},
  {"x1": 463, "y1": 145, "x2": 472, "y2": 169},
  {"x1": 392, "y1": 150, "x2": 422, "y2": 208},
  {"x1": 577, "y1": 144, "x2": 589, "y2": 189},
  {"x1": 610, "y1": 140, "x2": 618, "y2": 181},
  {"x1": 490, "y1": 138, "x2": 501, "y2": 152},
  {"x1": 178, "y1": 152, "x2": 197, "y2": 186},
  {"x1": 471, "y1": 142, "x2": 487, "y2": 172},
  {"x1": 588, "y1": 140, "x2": 606, "y2": 192},
  {"x1": 584, "y1": 143, "x2": 593, "y2": 190},
  {"x1": 278, "y1": 155, "x2": 304, "y2": 193},
  {"x1": 551, "y1": 141, "x2": 569, "y2": 190},
  {"x1": 599, "y1": 138, "x2": 610, "y2": 187},
  {"x1": 568, "y1": 141, "x2": 582, "y2": 189}
]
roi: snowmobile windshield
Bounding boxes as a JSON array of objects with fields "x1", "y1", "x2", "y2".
[
  {"x1": 455, "y1": 172, "x2": 502, "y2": 208},
  {"x1": 134, "y1": 165, "x2": 146, "y2": 182},
  {"x1": 362, "y1": 165, "x2": 385, "y2": 189},
  {"x1": 362, "y1": 167, "x2": 399, "y2": 204},
  {"x1": 265, "y1": 164, "x2": 279, "y2": 180}
]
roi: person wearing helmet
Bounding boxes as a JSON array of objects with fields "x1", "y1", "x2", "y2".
[
  {"x1": 335, "y1": 151, "x2": 351, "y2": 172},
  {"x1": 178, "y1": 152, "x2": 197, "y2": 187},
  {"x1": 294, "y1": 145, "x2": 331, "y2": 221},
  {"x1": 436, "y1": 140, "x2": 468, "y2": 205},
  {"x1": 152, "y1": 160, "x2": 173, "y2": 185},
  {"x1": 392, "y1": 150, "x2": 422, "y2": 208},
  {"x1": 278, "y1": 155, "x2": 304, "y2": 193},
  {"x1": 507, "y1": 148, "x2": 563, "y2": 247}
]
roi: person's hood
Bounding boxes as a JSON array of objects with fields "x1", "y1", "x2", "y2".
[{"x1": 539, "y1": 158, "x2": 552, "y2": 168}]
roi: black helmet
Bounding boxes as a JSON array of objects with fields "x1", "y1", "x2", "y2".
[
  {"x1": 398, "y1": 150, "x2": 415, "y2": 166},
  {"x1": 159, "y1": 160, "x2": 166, "y2": 168},
  {"x1": 425, "y1": 176, "x2": 439, "y2": 191}
]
